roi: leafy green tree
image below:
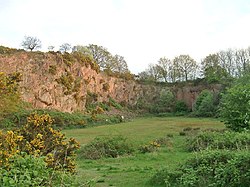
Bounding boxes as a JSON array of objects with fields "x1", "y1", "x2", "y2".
[
  {"x1": 150, "y1": 89, "x2": 175, "y2": 113},
  {"x1": 194, "y1": 90, "x2": 216, "y2": 117},
  {"x1": 220, "y1": 74, "x2": 250, "y2": 131},
  {"x1": 86, "y1": 44, "x2": 112, "y2": 70},
  {"x1": 173, "y1": 55, "x2": 197, "y2": 81},
  {"x1": 21, "y1": 36, "x2": 41, "y2": 51},
  {"x1": 201, "y1": 54, "x2": 229, "y2": 83},
  {"x1": 157, "y1": 57, "x2": 172, "y2": 82},
  {"x1": 110, "y1": 55, "x2": 129, "y2": 73}
]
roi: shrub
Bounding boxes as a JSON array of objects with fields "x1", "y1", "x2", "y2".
[
  {"x1": 220, "y1": 74, "x2": 250, "y2": 132},
  {"x1": 0, "y1": 153, "x2": 50, "y2": 186},
  {"x1": 186, "y1": 131, "x2": 250, "y2": 152},
  {"x1": 80, "y1": 135, "x2": 134, "y2": 159},
  {"x1": 174, "y1": 100, "x2": 189, "y2": 113},
  {"x1": 150, "y1": 89, "x2": 175, "y2": 113},
  {"x1": 150, "y1": 150, "x2": 250, "y2": 187},
  {"x1": 102, "y1": 82, "x2": 110, "y2": 92},
  {"x1": 0, "y1": 109, "x2": 87, "y2": 129},
  {"x1": 0, "y1": 113, "x2": 80, "y2": 173},
  {"x1": 48, "y1": 65, "x2": 57, "y2": 75},
  {"x1": 139, "y1": 136, "x2": 172, "y2": 153},
  {"x1": 0, "y1": 72, "x2": 22, "y2": 118},
  {"x1": 193, "y1": 90, "x2": 217, "y2": 117},
  {"x1": 0, "y1": 153, "x2": 79, "y2": 187},
  {"x1": 138, "y1": 141, "x2": 160, "y2": 153},
  {"x1": 108, "y1": 98, "x2": 123, "y2": 110}
]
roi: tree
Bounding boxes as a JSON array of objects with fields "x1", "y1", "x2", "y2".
[
  {"x1": 157, "y1": 57, "x2": 171, "y2": 82},
  {"x1": 194, "y1": 90, "x2": 216, "y2": 117},
  {"x1": 21, "y1": 36, "x2": 41, "y2": 51},
  {"x1": 201, "y1": 54, "x2": 228, "y2": 83},
  {"x1": 59, "y1": 43, "x2": 72, "y2": 53},
  {"x1": 48, "y1": 46, "x2": 55, "y2": 51},
  {"x1": 110, "y1": 55, "x2": 129, "y2": 73},
  {"x1": 173, "y1": 55, "x2": 197, "y2": 81},
  {"x1": 235, "y1": 48, "x2": 250, "y2": 77},
  {"x1": 220, "y1": 74, "x2": 250, "y2": 132},
  {"x1": 86, "y1": 44, "x2": 112, "y2": 70}
]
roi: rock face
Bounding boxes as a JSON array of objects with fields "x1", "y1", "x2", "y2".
[{"x1": 0, "y1": 51, "x2": 222, "y2": 112}]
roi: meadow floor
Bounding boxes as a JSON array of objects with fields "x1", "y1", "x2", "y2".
[{"x1": 65, "y1": 116, "x2": 224, "y2": 187}]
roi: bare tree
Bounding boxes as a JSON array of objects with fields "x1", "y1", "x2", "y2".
[
  {"x1": 21, "y1": 36, "x2": 41, "y2": 51},
  {"x1": 59, "y1": 43, "x2": 72, "y2": 53}
]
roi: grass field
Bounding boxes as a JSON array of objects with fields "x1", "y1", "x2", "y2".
[{"x1": 65, "y1": 116, "x2": 224, "y2": 187}]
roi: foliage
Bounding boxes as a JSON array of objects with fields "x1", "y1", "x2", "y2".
[
  {"x1": 0, "y1": 109, "x2": 87, "y2": 129},
  {"x1": 21, "y1": 36, "x2": 41, "y2": 51},
  {"x1": 108, "y1": 97, "x2": 123, "y2": 110},
  {"x1": 139, "y1": 136, "x2": 172, "y2": 153},
  {"x1": 0, "y1": 153, "x2": 79, "y2": 187},
  {"x1": 220, "y1": 74, "x2": 250, "y2": 131},
  {"x1": 0, "y1": 72, "x2": 22, "y2": 118},
  {"x1": 80, "y1": 135, "x2": 134, "y2": 159},
  {"x1": 59, "y1": 43, "x2": 72, "y2": 53},
  {"x1": 0, "y1": 153, "x2": 50, "y2": 186},
  {"x1": 102, "y1": 82, "x2": 110, "y2": 92},
  {"x1": 193, "y1": 90, "x2": 217, "y2": 117},
  {"x1": 201, "y1": 53, "x2": 229, "y2": 83},
  {"x1": 0, "y1": 46, "x2": 24, "y2": 55},
  {"x1": 56, "y1": 71, "x2": 82, "y2": 96},
  {"x1": 150, "y1": 89, "x2": 175, "y2": 113},
  {"x1": 48, "y1": 65, "x2": 57, "y2": 75},
  {"x1": 138, "y1": 141, "x2": 161, "y2": 153},
  {"x1": 174, "y1": 100, "x2": 189, "y2": 113},
  {"x1": 187, "y1": 131, "x2": 250, "y2": 152},
  {"x1": 0, "y1": 113, "x2": 80, "y2": 173},
  {"x1": 151, "y1": 150, "x2": 250, "y2": 187}
]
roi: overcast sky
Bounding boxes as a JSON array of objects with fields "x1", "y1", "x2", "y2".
[{"x1": 1, "y1": 0, "x2": 250, "y2": 73}]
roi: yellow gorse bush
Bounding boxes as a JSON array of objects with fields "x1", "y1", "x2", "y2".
[{"x1": 0, "y1": 113, "x2": 80, "y2": 173}]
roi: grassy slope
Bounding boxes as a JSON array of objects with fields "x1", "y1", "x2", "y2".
[{"x1": 65, "y1": 117, "x2": 224, "y2": 187}]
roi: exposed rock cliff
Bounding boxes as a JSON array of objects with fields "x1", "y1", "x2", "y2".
[{"x1": 0, "y1": 51, "x2": 222, "y2": 112}]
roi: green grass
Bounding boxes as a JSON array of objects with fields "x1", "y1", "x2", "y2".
[{"x1": 64, "y1": 116, "x2": 224, "y2": 187}]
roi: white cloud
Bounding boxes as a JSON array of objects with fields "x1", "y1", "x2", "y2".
[{"x1": 1, "y1": 0, "x2": 250, "y2": 73}]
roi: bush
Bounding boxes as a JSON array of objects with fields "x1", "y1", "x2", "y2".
[
  {"x1": 0, "y1": 154, "x2": 50, "y2": 186},
  {"x1": 80, "y1": 135, "x2": 134, "y2": 159},
  {"x1": 138, "y1": 141, "x2": 160, "y2": 153},
  {"x1": 150, "y1": 150, "x2": 250, "y2": 187},
  {"x1": 0, "y1": 113, "x2": 80, "y2": 173},
  {"x1": 187, "y1": 131, "x2": 250, "y2": 152},
  {"x1": 139, "y1": 136, "x2": 172, "y2": 153},
  {"x1": 0, "y1": 72, "x2": 22, "y2": 119},
  {"x1": 220, "y1": 74, "x2": 250, "y2": 132},
  {"x1": 174, "y1": 100, "x2": 189, "y2": 113},
  {"x1": 193, "y1": 90, "x2": 217, "y2": 117},
  {"x1": 0, "y1": 109, "x2": 87, "y2": 129},
  {"x1": 150, "y1": 89, "x2": 175, "y2": 113},
  {"x1": 0, "y1": 153, "x2": 79, "y2": 187}
]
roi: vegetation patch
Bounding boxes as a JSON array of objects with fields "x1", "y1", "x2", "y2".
[
  {"x1": 187, "y1": 130, "x2": 250, "y2": 152},
  {"x1": 150, "y1": 150, "x2": 250, "y2": 187},
  {"x1": 79, "y1": 135, "x2": 134, "y2": 159},
  {"x1": 0, "y1": 113, "x2": 80, "y2": 173}
]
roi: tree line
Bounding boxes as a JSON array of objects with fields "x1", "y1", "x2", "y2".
[
  {"x1": 21, "y1": 36, "x2": 250, "y2": 83},
  {"x1": 21, "y1": 36, "x2": 130, "y2": 75},
  {"x1": 139, "y1": 47, "x2": 250, "y2": 83}
]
